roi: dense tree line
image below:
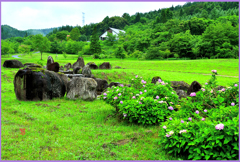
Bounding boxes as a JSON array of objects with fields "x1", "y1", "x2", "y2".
[{"x1": 1, "y1": 2, "x2": 239, "y2": 60}]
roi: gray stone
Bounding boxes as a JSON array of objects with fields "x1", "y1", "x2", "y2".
[
  {"x1": 175, "y1": 90, "x2": 187, "y2": 99},
  {"x1": 66, "y1": 77, "x2": 97, "y2": 101},
  {"x1": 82, "y1": 65, "x2": 92, "y2": 77},
  {"x1": 170, "y1": 81, "x2": 190, "y2": 91},
  {"x1": 47, "y1": 56, "x2": 54, "y2": 67},
  {"x1": 72, "y1": 57, "x2": 85, "y2": 69},
  {"x1": 64, "y1": 63, "x2": 71, "y2": 70}
]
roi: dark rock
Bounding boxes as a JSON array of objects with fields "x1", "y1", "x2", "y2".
[
  {"x1": 99, "y1": 62, "x2": 111, "y2": 69},
  {"x1": 151, "y1": 76, "x2": 162, "y2": 84},
  {"x1": 47, "y1": 56, "x2": 54, "y2": 67},
  {"x1": 187, "y1": 81, "x2": 202, "y2": 95},
  {"x1": 66, "y1": 77, "x2": 97, "y2": 101},
  {"x1": 24, "y1": 63, "x2": 36, "y2": 67},
  {"x1": 93, "y1": 78, "x2": 108, "y2": 95},
  {"x1": 13, "y1": 68, "x2": 66, "y2": 101},
  {"x1": 215, "y1": 86, "x2": 226, "y2": 91},
  {"x1": 72, "y1": 57, "x2": 85, "y2": 69},
  {"x1": 3, "y1": 60, "x2": 24, "y2": 68},
  {"x1": 170, "y1": 81, "x2": 190, "y2": 91},
  {"x1": 87, "y1": 62, "x2": 98, "y2": 69},
  {"x1": 115, "y1": 66, "x2": 122, "y2": 69},
  {"x1": 73, "y1": 67, "x2": 81, "y2": 74},
  {"x1": 47, "y1": 62, "x2": 60, "y2": 72},
  {"x1": 108, "y1": 82, "x2": 122, "y2": 88}
]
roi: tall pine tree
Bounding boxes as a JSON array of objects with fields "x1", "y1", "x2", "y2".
[{"x1": 89, "y1": 25, "x2": 101, "y2": 55}]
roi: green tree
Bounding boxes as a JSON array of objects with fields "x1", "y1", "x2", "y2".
[
  {"x1": 201, "y1": 9, "x2": 208, "y2": 19},
  {"x1": 135, "y1": 12, "x2": 141, "y2": 23},
  {"x1": 56, "y1": 30, "x2": 68, "y2": 41},
  {"x1": 105, "y1": 32, "x2": 117, "y2": 46},
  {"x1": 70, "y1": 27, "x2": 80, "y2": 41},
  {"x1": 179, "y1": 8, "x2": 184, "y2": 17},
  {"x1": 89, "y1": 26, "x2": 101, "y2": 55},
  {"x1": 160, "y1": 9, "x2": 167, "y2": 23},
  {"x1": 32, "y1": 34, "x2": 51, "y2": 60}
]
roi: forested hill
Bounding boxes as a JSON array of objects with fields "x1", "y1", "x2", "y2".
[
  {"x1": 1, "y1": 25, "x2": 58, "y2": 39},
  {"x1": 2, "y1": 1, "x2": 238, "y2": 40}
]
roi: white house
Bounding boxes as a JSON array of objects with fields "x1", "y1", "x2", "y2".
[{"x1": 99, "y1": 27, "x2": 125, "y2": 40}]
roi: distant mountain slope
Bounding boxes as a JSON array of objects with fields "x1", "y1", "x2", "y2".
[{"x1": 1, "y1": 25, "x2": 57, "y2": 39}]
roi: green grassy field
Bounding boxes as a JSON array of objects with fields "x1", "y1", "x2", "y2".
[{"x1": 1, "y1": 52, "x2": 239, "y2": 160}]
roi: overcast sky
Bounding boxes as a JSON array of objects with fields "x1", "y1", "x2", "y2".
[{"x1": 1, "y1": 2, "x2": 187, "y2": 31}]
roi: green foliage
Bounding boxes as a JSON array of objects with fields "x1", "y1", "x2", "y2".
[
  {"x1": 89, "y1": 26, "x2": 102, "y2": 55},
  {"x1": 70, "y1": 27, "x2": 80, "y2": 41},
  {"x1": 115, "y1": 46, "x2": 126, "y2": 59},
  {"x1": 158, "y1": 73, "x2": 239, "y2": 160},
  {"x1": 56, "y1": 30, "x2": 68, "y2": 41},
  {"x1": 145, "y1": 47, "x2": 161, "y2": 60},
  {"x1": 101, "y1": 76, "x2": 179, "y2": 125},
  {"x1": 32, "y1": 34, "x2": 51, "y2": 60}
]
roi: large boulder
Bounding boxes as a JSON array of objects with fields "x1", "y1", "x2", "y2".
[
  {"x1": 66, "y1": 77, "x2": 97, "y2": 101},
  {"x1": 93, "y1": 78, "x2": 108, "y2": 95},
  {"x1": 64, "y1": 63, "x2": 71, "y2": 71},
  {"x1": 187, "y1": 81, "x2": 202, "y2": 95},
  {"x1": 47, "y1": 56, "x2": 54, "y2": 67},
  {"x1": 151, "y1": 76, "x2": 162, "y2": 84},
  {"x1": 3, "y1": 60, "x2": 24, "y2": 68},
  {"x1": 82, "y1": 65, "x2": 92, "y2": 77},
  {"x1": 170, "y1": 81, "x2": 190, "y2": 91},
  {"x1": 72, "y1": 57, "x2": 85, "y2": 69},
  {"x1": 87, "y1": 62, "x2": 98, "y2": 69},
  {"x1": 99, "y1": 62, "x2": 111, "y2": 69},
  {"x1": 13, "y1": 68, "x2": 67, "y2": 101},
  {"x1": 47, "y1": 62, "x2": 60, "y2": 72}
]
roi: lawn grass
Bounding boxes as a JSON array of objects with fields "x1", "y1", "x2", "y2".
[{"x1": 1, "y1": 52, "x2": 239, "y2": 160}]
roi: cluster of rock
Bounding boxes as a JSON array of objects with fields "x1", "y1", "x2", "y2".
[
  {"x1": 10, "y1": 56, "x2": 113, "y2": 102},
  {"x1": 4, "y1": 57, "x2": 223, "y2": 102}
]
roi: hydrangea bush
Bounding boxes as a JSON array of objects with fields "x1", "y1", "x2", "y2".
[
  {"x1": 100, "y1": 75, "x2": 179, "y2": 124},
  {"x1": 158, "y1": 71, "x2": 239, "y2": 160}
]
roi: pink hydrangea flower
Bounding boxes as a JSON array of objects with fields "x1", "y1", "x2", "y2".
[
  {"x1": 103, "y1": 97, "x2": 107, "y2": 99},
  {"x1": 202, "y1": 88, "x2": 205, "y2": 92},
  {"x1": 166, "y1": 134, "x2": 170, "y2": 137},
  {"x1": 204, "y1": 109, "x2": 207, "y2": 112},
  {"x1": 222, "y1": 88, "x2": 225, "y2": 92},
  {"x1": 163, "y1": 126, "x2": 167, "y2": 129},
  {"x1": 139, "y1": 102, "x2": 142, "y2": 104},
  {"x1": 136, "y1": 75, "x2": 138, "y2": 78},
  {"x1": 132, "y1": 96, "x2": 136, "y2": 99},
  {"x1": 118, "y1": 93, "x2": 121, "y2": 96},
  {"x1": 231, "y1": 103, "x2": 235, "y2": 106},
  {"x1": 215, "y1": 123, "x2": 224, "y2": 130},
  {"x1": 103, "y1": 93, "x2": 107, "y2": 96},
  {"x1": 188, "y1": 117, "x2": 192, "y2": 121},
  {"x1": 144, "y1": 90, "x2": 147, "y2": 92},
  {"x1": 181, "y1": 120, "x2": 184, "y2": 123},
  {"x1": 140, "y1": 91, "x2": 143, "y2": 94},
  {"x1": 169, "y1": 117, "x2": 172, "y2": 120},
  {"x1": 120, "y1": 101, "x2": 123, "y2": 104},
  {"x1": 202, "y1": 118, "x2": 205, "y2": 121},
  {"x1": 190, "y1": 92, "x2": 196, "y2": 97},
  {"x1": 168, "y1": 106, "x2": 174, "y2": 110},
  {"x1": 195, "y1": 110, "x2": 199, "y2": 114},
  {"x1": 158, "y1": 79, "x2": 162, "y2": 82},
  {"x1": 143, "y1": 85, "x2": 145, "y2": 87},
  {"x1": 156, "y1": 96, "x2": 159, "y2": 99},
  {"x1": 123, "y1": 113, "x2": 127, "y2": 117},
  {"x1": 205, "y1": 83, "x2": 208, "y2": 85},
  {"x1": 158, "y1": 101, "x2": 163, "y2": 103},
  {"x1": 114, "y1": 97, "x2": 118, "y2": 100},
  {"x1": 234, "y1": 84, "x2": 238, "y2": 87}
]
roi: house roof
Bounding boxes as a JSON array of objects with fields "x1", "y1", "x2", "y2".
[{"x1": 99, "y1": 27, "x2": 125, "y2": 38}]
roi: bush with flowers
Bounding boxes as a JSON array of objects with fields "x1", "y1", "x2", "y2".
[
  {"x1": 158, "y1": 70, "x2": 239, "y2": 160},
  {"x1": 100, "y1": 75, "x2": 179, "y2": 124}
]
